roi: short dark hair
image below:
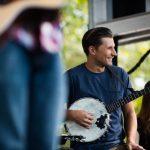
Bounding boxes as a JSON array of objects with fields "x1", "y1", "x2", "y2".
[{"x1": 82, "y1": 27, "x2": 113, "y2": 56}]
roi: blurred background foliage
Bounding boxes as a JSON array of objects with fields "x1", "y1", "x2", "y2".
[
  {"x1": 62, "y1": 0, "x2": 88, "y2": 69},
  {"x1": 119, "y1": 41, "x2": 150, "y2": 113},
  {"x1": 62, "y1": 0, "x2": 150, "y2": 113}
]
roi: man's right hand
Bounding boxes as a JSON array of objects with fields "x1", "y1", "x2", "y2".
[{"x1": 66, "y1": 110, "x2": 94, "y2": 129}]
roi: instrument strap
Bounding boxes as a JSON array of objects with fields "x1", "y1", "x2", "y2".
[{"x1": 106, "y1": 65, "x2": 135, "y2": 93}]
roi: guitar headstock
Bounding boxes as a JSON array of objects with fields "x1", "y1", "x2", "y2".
[
  {"x1": 145, "y1": 81, "x2": 150, "y2": 88},
  {"x1": 144, "y1": 81, "x2": 150, "y2": 94}
]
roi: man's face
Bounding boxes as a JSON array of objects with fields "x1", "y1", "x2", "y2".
[{"x1": 93, "y1": 37, "x2": 117, "y2": 66}]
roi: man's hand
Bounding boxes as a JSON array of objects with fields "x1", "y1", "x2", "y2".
[
  {"x1": 123, "y1": 103, "x2": 145, "y2": 150},
  {"x1": 127, "y1": 141, "x2": 145, "y2": 150},
  {"x1": 67, "y1": 110, "x2": 94, "y2": 129}
]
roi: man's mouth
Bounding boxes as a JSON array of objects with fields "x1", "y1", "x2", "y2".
[{"x1": 107, "y1": 57, "x2": 113, "y2": 61}]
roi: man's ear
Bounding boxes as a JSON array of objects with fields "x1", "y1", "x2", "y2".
[{"x1": 89, "y1": 46, "x2": 96, "y2": 55}]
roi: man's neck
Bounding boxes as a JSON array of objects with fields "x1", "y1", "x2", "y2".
[{"x1": 85, "y1": 61, "x2": 105, "y2": 73}]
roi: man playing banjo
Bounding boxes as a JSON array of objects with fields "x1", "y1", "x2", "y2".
[{"x1": 65, "y1": 27, "x2": 144, "y2": 150}]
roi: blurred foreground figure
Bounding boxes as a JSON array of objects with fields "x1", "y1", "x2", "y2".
[{"x1": 0, "y1": 0, "x2": 66, "y2": 150}]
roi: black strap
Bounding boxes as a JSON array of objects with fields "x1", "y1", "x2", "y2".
[{"x1": 106, "y1": 65, "x2": 135, "y2": 93}]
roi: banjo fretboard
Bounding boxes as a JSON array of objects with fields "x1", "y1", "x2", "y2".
[{"x1": 106, "y1": 86, "x2": 150, "y2": 113}]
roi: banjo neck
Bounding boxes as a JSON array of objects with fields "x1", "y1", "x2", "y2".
[{"x1": 106, "y1": 86, "x2": 150, "y2": 113}]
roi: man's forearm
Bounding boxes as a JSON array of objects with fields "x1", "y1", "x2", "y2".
[{"x1": 125, "y1": 110, "x2": 137, "y2": 143}]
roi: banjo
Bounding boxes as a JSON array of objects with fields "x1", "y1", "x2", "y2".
[{"x1": 65, "y1": 83, "x2": 150, "y2": 142}]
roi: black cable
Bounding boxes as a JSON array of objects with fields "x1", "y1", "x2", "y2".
[{"x1": 127, "y1": 49, "x2": 150, "y2": 74}]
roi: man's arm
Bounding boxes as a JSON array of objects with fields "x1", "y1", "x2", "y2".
[{"x1": 122, "y1": 102, "x2": 144, "y2": 150}]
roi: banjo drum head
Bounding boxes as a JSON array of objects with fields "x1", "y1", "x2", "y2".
[{"x1": 66, "y1": 97, "x2": 110, "y2": 142}]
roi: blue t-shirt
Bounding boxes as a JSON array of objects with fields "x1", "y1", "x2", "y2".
[{"x1": 66, "y1": 63, "x2": 132, "y2": 147}]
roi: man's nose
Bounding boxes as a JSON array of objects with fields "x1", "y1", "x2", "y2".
[{"x1": 112, "y1": 48, "x2": 117, "y2": 56}]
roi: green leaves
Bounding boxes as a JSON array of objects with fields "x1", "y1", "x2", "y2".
[{"x1": 62, "y1": 0, "x2": 88, "y2": 69}]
